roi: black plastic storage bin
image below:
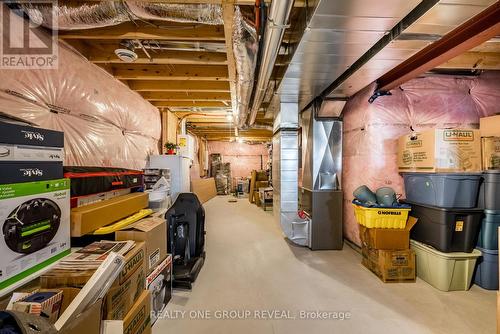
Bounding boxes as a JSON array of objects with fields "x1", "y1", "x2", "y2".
[
  {"x1": 484, "y1": 170, "x2": 500, "y2": 211},
  {"x1": 402, "y1": 173, "x2": 482, "y2": 208},
  {"x1": 474, "y1": 247, "x2": 498, "y2": 290},
  {"x1": 402, "y1": 200, "x2": 483, "y2": 253}
]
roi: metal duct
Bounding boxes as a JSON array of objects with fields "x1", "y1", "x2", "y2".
[
  {"x1": 15, "y1": 1, "x2": 224, "y2": 30},
  {"x1": 232, "y1": 7, "x2": 258, "y2": 128},
  {"x1": 247, "y1": 0, "x2": 294, "y2": 126},
  {"x1": 125, "y1": 2, "x2": 223, "y2": 25}
]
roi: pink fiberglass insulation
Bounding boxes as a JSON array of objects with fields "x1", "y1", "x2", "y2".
[
  {"x1": 342, "y1": 72, "x2": 500, "y2": 245},
  {"x1": 0, "y1": 10, "x2": 160, "y2": 169},
  {"x1": 207, "y1": 141, "x2": 269, "y2": 179}
]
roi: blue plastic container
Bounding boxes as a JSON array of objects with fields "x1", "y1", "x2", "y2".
[
  {"x1": 474, "y1": 247, "x2": 499, "y2": 290},
  {"x1": 402, "y1": 173, "x2": 482, "y2": 208},
  {"x1": 477, "y1": 210, "x2": 500, "y2": 250}
]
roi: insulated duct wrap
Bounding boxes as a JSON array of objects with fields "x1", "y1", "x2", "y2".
[
  {"x1": 342, "y1": 72, "x2": 500, "y2": 245},
  {"x1": 126, "y1": 2, "x2": 223, "y2": 25},
  {"x1": 232, "y1": 7, "x2": 258, "y2": 128},
  {"x1": 0, "y1": 6, "x2": 160, "y2": 169},
  {"x1": 15, "y1": 1, "x2": 224, "y2": 30}
]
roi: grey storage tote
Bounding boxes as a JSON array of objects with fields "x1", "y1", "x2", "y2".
[
  {"x1": 484, "y1": 171, "x2": 500, "y2": 211},
  {"x1": 473, "y1": 247, "x2": 498, "y2": 290},
  {"x1": 477, "y1": 210, "x2": 500, "y2": 250},
  {"x1": 402, "y1": 173, "x2": 482, "y2": 208}
]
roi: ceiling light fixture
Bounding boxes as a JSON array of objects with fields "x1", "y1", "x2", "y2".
[{"x1": 115, "y1": 40, "x2": 138, "y2": 63}]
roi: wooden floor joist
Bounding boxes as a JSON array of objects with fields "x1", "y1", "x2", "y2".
[
  {"x1": 59, "y1": 22, "x2": 225, "y2": 41},
  {"x1": 152, "y1": 101, "x2": 230, "y2": 108},
  {"x1": 141, "y1": 91, "x2": 231, "y2": 101},
  {"x1": 112, "y1": 64, "x2": 229, "y2": 81},
  {"x1": 128, "y1": 80, "x2": 230, "y2": 92},
  {"x1": 88, "y1": 50, "x2": 228, "y2": 65}
]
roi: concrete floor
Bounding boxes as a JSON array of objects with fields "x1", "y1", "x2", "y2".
[{"x1": 154, "y1": 196, "x2": 496, "y2": 334}]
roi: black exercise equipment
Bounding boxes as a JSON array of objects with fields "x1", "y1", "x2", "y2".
[{"x1": 165, "y1": 193, "x2": 206, "y2": 290}]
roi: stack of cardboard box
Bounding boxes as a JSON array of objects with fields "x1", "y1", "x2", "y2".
[
  {"x1": 359, "y1": 217, "x2": 418, "y2": 283},
  {"x1": 0, "y1": 121, "x2": 70, "y2": 292}
]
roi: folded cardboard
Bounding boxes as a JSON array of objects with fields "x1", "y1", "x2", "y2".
[
  {"x1": 0, "y1": 144, "x2": 64, "y2": 162},
  {"x1": 146, "y1": 255, "x2": 172, "y2": 325},
  {"x1": 9, "y1": 289, "x2": 63, "y2": 323},
  {"x1": 482, "y1": 137, "x2": 500, "y2": 170},
  {"x1": 0, "y1": 161, "x2": 64, "y2": 183},
  {"x1": 0, "y1": 120, "x2": 64, "y2": 148},
  {"x1": 359, "y1": 217, "x2": 418, "y2": 250},
  {"x1": 398, "y1": 129, "x2": 481, "y2": 172},
  {"x1": 480, "y1": 115, "x2": 500, "y2": 138},
  {"x1": 103, "y1": 290, "x2": 152, "y2": 334},
  {"x1": 70, "y1": 192, "x2": 149, "y2": 237},
  {"x1": 362, "y1": 247, "x2": 416, "y2": 283},
  {"x1": 497, "y1": 292, "x2": 500, "y2": 334},
  {"x1": 0, "y1": 179, "x2": 70, "y2": 290},
  {"x1": 116, "y1": 217, "x2": 167, "y2": 274}
]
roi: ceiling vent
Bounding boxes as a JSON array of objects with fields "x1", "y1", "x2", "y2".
[{"x1": 114, "y1": 41, "x2": 138, "y2": 63}]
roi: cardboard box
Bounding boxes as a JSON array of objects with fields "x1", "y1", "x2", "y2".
[
  {"x1": 58, "y1": 288, "x2": 103, "y2": 334},
  {"x1": 40, "y1": 242, "x2": 146, "y2": 321},
  {"x1": 104, "y1": 242, "x2": 147, "y2": 320},
  {"x1": 482, "y1": 137, "x2": 500, "y2": 170},
  {"x1": 480, "y1": 115, "x2": 500, "y2": 137},
  {"x1": 0, "y1": 179, "x2": 71, "y2": 290},
  {"x1": 359, "y1": 217, "x2": 418, "y2": 250},
  {"x1": 497, "y1": 292, "x2": 500, "y2": 334},
  {"x1": 362, "y1": 247, "x2": 416, "y2": 283},
  {"x1": 0, "y1": 143, "x2": 64, "y2": 162},
  {"x1": 0, "y1": 120, "x2": 64, "y2": 148},
  {"x1": 116, "y1": 217, "x2": 167, "y2": 274},
  {"x1": 146, "y1": 255, "x2": 172, "y2": 325},
  {"x1": 9, "y1": 289, "x2": 63, "y2": 323},
  {"x1": 0, "y1": 161, "x2": 63, "y2": 183},
  {"x1": 398, "y1": 129, "x2": 481, "y2": 172},
  {"x1": 103, "y1": 290, "x2": 152, "y2": 334},
  {"x1": 70, "y1": 192, "x2": 149, "y2": 237}
]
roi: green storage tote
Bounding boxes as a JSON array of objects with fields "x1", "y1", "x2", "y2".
[{"x1": 410, "y1": 240, "x2": 481, "y2": 291}]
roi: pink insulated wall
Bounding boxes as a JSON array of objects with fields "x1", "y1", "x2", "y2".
[
  {"x1": 207, "y1": 141, "x2": 269, "y2": 179},
  {"x1": 0, "y1": 8, "x2": 160, "y2": 170},
  {"x1": 342, "y1": 72, "x2": 500, "y2": 245}
]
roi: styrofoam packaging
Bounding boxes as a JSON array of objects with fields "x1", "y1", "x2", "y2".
[{"x1": 0, "y1": 179, "x2": 71, "y2": 290}]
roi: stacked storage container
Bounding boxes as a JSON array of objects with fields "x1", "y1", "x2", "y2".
[
  {"x1": 397, "y1": 129, "x2": 483, "y2": 291},
  {"x1": 474, "y1": 115, "x2": 500, "y2": 290}
]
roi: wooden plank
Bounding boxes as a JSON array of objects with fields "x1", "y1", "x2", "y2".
[
  {"x1": 222, "y1": 4, "x2": 238, "y2": 116},
  {"x1": 128, "y1": 80, "x2": 230, "y2": 92},
  {"x1": 112, "y1": 64, "x2": 229, "y2": 80},
  {"x1": 141, "y1": 91, "x2": 231, "y2": 101},
  {"x1": 152, "y1": 101, "x2": 230, "y2": 107},
  {"x1": 191, "y1": 178, "x2": 217, "y2": 204},
  {"x1": 88, "y1": 49, "x2": 227, "y2": 65},
  {"x1": 59, "y1": 22, "x2": 225, "y2": 41},
  {"x1": 436, "y1": 51, "x2": 500, "y2": 70}
]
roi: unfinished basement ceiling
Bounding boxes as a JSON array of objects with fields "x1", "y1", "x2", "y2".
[
  {"x1": 276, "y1": 0, "x2": 500, "y2": 111},
  {"x1": 42, "y1": 0, "x2": 273, "y2": 142}
]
